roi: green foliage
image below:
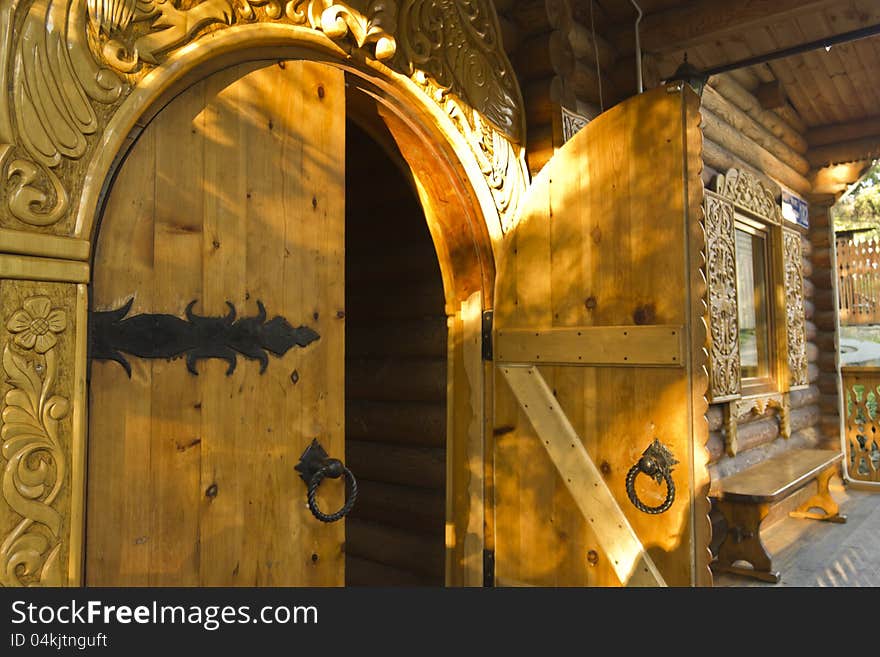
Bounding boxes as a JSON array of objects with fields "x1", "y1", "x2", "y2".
[{"x1": 833, "y1": 160, "x2": 880, "y2": 236}]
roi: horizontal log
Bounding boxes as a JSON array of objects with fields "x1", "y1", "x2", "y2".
[
  {"x1": 791, "y1": 404, "x2": 820, "y2": 433},
  {"x1": 774, "y1": 105, "x2": 807, "y2": 137},
  {"x1": 790, "y1": 385, "x2": 820, "y2": 409},
  {"x1": 348, "y1": 479, "x2": 445, "y2": 534},
  {"x1": 702, "y1": 85, "x2": 809, "y2": 175},
  {"x1": 707, "y1": 430, "x2": 724, "y2": 463},
  {"x1": 806, "y1": 342, "x2": 819, "y2": 363},
  {"x1": 346, "y1": 555, "x2": 436, "y2": 586},
  {"x1": 348, "y1": 247, "x2": 442, "y2": 284},
  {"x1": 702, "y1": 138, "x2": 783, "y2": 199},
  {"x1": 347, "y1": 400, "x2": 446, "y2": 446},
  {"x1": 346, "y1": 440, "x2": 446, "y2": 489},
  {"x1": 814, "y1": 333, "x2": 835, "y2": 353},
  {"x1": 819, "y1": 393, "x2": 839, "y2": 414},
  {"x1": 810, "y1": 230, "x2": 831, "y2": 249},
  {"x1": 801, "y1": 237, "x2": 814, "y2": 256},
  {"x1": 498, "y1": 14, "x2": 521, "y2": 53},
  {"x1": 802, "y1": 258, "x2": 813, "y2": 279},
  {"x1": 810, "y1": 266, "x2": 837, "y2": 289},
  {"x1": 813, "y1": 310, "x2": 836, "y2": 331},
  {"x1": 809, "y1": 363, "x2": 820, "y2": 384},
  {"x1": 808, "y1": 138, "x2": 880, "y2": 168},
  {"x1": 817, "y1": 352, "x2": 837, "y2": 371},
  {"x1": 346, "y1": 282, "x2": 445, "y2": 319},
  {"x1": 709, "y1": 74, "x2": 807, "y2": 154},
  {"x1": 812, "y1": 288, "x2": 834, "y2": 310},
  {"x1": 347, "y1": 317, "x2": 447, "y2": 359},
  {"x1": 702, "y1": 107, "x2": 811, "y2": 195},
  {"x1": 707, "y1": 405, "x2": 723, "y2": 431},
  {"x1": 708, "y1": 426, "x2": 822, "y2": 480},
  {"x1": 345, "y1": 518, "x2": 445, "y2": 579},
  {"x1": 346, "y1": 358, "x2": 446, "y2": 403},
  {"x1": 818, "y1": 373, "x2": 838, "y2": 395},
  {"x1": 806, "y1": 320, "x2": 817, "y2": 342},
  {"x1": 510, "y1": 0, "x2": 552, "y2": 37},
  {"x1": 563, "y1": 20, "x2": 616, "y2": 70},
  {"x1": 549, "y1": 28, "x2": 574, "y2": 78},
  {"x1": 567, "y1": 60, "x2": 603, "y2": 105},
  {"x1": 514, "y1": 31, "x2": 555, "y2": 81},
  {"x1": 736, "y1": 417, "x2": 779, "y2": 453},
  {"x1": 803, "y1": 278, "x2": 815, "y2": 300},
  {"x1": 807, "y1": 116, "x2": 880, "y2": 148}
]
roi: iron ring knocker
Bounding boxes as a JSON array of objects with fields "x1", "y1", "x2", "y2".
[
  {"x1": 296, "y1": 439, "x2": 358, "y2": 523},
  {"x1": 625, "y1": 438, "x2": 678, "y2": 515}
]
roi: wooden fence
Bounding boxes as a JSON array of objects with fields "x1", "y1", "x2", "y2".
[{"x1": 837, "y1": 236, "x2": 880, "y2": 326}]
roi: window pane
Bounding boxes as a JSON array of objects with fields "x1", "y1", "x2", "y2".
[{"x1": 735, "y1": 228, "x2": 770, "y2": 380}]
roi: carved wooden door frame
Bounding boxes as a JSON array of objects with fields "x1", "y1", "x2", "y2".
[{"x1": 0, "y1": 0, "x2": 528, "y2": 587}]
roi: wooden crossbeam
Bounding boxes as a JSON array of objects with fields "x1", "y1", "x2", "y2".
[
  {"x1": 500, "y1": 365, "x2": 666, "y2": 587},
  {"x1": 495, "y1": 325, "x2": 684, "y2": 367}
]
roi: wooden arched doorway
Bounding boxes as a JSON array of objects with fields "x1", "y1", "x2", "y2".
[{"x1": 85, "y1": 59, "x2": 489, "y2": 586}]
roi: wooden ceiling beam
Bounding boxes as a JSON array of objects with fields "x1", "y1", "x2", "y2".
[
  {"x1": 609, "y1": 0, "x2": 841, "y2": 55},
  {"x1": 808, "y1": 138, "x2": 880, "y2": 168},
  {"x1": 807, "y1": 116, "x2": 880, "y2": 147}
]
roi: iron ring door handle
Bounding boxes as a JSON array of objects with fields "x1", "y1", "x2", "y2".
[
  {"x1": 296, "y1": 439, "x2": 358, "y2": 523},
  {"x1": 625, "y1": 438, "x2": 678, "y2": 515}
]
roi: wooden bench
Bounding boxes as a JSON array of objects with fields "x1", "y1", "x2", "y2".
[{"x1": 709, "y1": 448, "x2": 846, "y2": 583}]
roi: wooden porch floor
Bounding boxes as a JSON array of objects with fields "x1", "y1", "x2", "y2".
[{"x1": 714, "y1": 479, "x2": 880, "y2": 587}]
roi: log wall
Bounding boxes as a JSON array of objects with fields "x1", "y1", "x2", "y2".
[
  {"x1": 497, "y1": 0, "x2": 618, "y2": 174},
  {"x1": 344, "y1": 123, "x2": 448, "y2": 586},
  {"x1": 699, "y1": 73, "x2": 840, "y2": 543}
]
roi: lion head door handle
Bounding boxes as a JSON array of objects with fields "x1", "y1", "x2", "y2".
[
  {"x1": 625, "y1": 438, "x2": 678, "y2": 515},
  {"x1": 295, "y1": 439, "x2": 358, "y2": 523}
]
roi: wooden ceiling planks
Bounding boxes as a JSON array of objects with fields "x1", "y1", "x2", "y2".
[{"x1": 797, "y1": 9, "x2": 872, "y2": 121}]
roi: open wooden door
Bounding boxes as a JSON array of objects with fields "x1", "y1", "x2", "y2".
[
  {"x1": 492, "y1": 85, "x2": 711, "y2": 586},
  {"x1": 86, "y1": 61, "x2": 347, "y2": 585}
]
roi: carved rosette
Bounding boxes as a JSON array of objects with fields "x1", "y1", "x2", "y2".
[
  {"x1": 784, "y1": 230, "x2": 808, "y2": 387},
  {"x1": 0, "y1": 294, "x2": 70, "y2": 587},
  {"x1": 704, "y1": 192, "x2": 740, "y2": 401},
  {"x1": 715, "y1": 169, "x2": 782, "y2": 223},
  {"x1": 0, "y1": 0, "x2": 526, "y2": 235}
]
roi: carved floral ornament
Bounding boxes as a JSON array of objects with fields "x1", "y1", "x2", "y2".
[
  {"x1": 1, "y1": 296, "x2": 69, "y2": 587},
  {"x1": 704, "y1": 191, "x2": 740, "y2": 401},
  {"x1": 705, "y1": 169, "x2": 809, "y2": 407},
  {"x1": 0, "y1": 0, "x2": 526, "y2": 234},
  {"x1": 714, "y1": 168, "x2": 782, "y2": 223}
]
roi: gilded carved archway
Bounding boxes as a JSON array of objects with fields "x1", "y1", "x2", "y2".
[{"x1": 0, "y1": 0, "x2": 528, "y2": 587}]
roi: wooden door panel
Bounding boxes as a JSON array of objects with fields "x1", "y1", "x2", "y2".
[
  {"x1": 86, "y1": 61, "x2": 346, "y2": 586},
  {"x1": 493, "y1": 86, "x2": 710, "y2": 586}
]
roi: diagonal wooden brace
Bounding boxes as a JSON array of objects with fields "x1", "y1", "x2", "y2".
[{"x1": 500, "y1": 364, "x2": 666, "y2": 587}]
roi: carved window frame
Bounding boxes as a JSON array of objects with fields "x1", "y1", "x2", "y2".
[{"x1": 704, "y1": 169, "x2": 809, "y2": 406}]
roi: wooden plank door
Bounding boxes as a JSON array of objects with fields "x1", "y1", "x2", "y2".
[
  {"x1": 86, "y1": 61, "x2": 346, "y2": 586},
  {"x1": 492, "y1": 85, "x2": 711, "y2": 586}
]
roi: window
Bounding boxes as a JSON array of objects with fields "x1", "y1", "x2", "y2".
[{"x1": 735, "y1": 217, "x2": 774, "y2": 389}]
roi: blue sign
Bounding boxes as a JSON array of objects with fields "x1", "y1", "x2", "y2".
[{"x1": 782, "y1": 190, "x2": 809, "y2": 229}]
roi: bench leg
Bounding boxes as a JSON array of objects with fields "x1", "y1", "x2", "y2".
[
  {"x1": 789, "y1": 466, "x2": 847, "y2": 523},
  {"x1": 712, "y1": 501, "x2": 780, "y2": 583}
]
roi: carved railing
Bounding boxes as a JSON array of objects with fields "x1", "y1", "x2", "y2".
[{"x1": 841, "y1": 366, "x2": 880, "y2": 484}]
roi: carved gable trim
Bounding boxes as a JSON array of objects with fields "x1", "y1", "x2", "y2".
[{"x1": 714, "y1": 168, "x2": 782, "y2": 224}]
